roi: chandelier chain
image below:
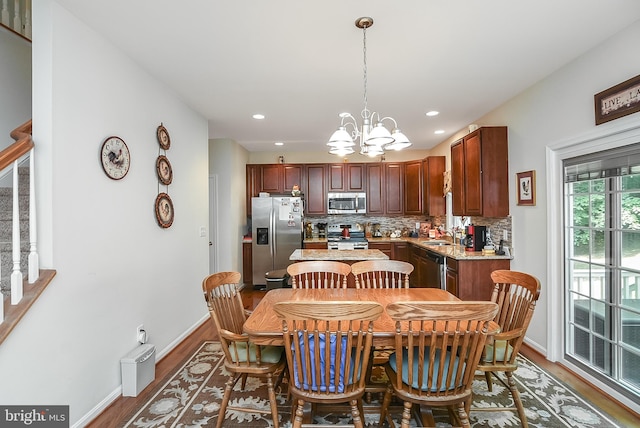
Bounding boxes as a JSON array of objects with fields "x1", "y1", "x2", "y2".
[{"x1": 362, "y1": 24, "x2": 368, "y2": 119}]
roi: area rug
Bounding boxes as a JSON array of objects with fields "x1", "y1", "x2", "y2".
[{"x1": 121, "y1": 341, "x2": 623, "y2": 428}]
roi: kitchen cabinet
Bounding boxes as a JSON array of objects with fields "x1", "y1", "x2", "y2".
[
  {"x1": 384, "y1": 163, "x2": 404, "y2": 215},
  {"x1": 368, "y1": 242, "x2": 392, "y2": 258},
  {"x1": 404, "y1": 160, "x2": 423, "y2": 215},
  {"x1": 365, "y1": 162, "x2": 403, "y2": 215},
  {"x1": 242, "y1": 242, "x2": 252, "y2": 285},
  {"x1": 445, "y1": 256, "x2": 510, "y2": 301},
  {"x1": 246, "y1": 164, "x2": 303, "y2": 195},
  {"x1": 451, "y1": 127, "x2": 509, "y2": 217},
  {"x1": 366, "y1": 163, "x2": 385, "y2": 214},
  {"x1": 246, "y1": 164, "x2": 304, "y2": 216},
  {"x1": 328, "y1": 163, "x2": 365, "y2": 192},
  {"x1": 246, "y1": 165, "x2": 258, "y2": 217},
  {"x1": 303, "y1": 242, "x2": 327, "y2": 249},
  {"x1": 283, "y1": 164, "x2": 304, "y2": 193},
  {"x1": 423, "y1": 156, "x2": 445, "y2": 216},
  {"x1": 260, "y1": 164, "x2": 282, "y2": 194},
  {"x1": 304, "y1": 164, "x2": 327, "y2": 215},
  {"x1": 392, "y1": 242, "x2": 410, "y2": 262}
]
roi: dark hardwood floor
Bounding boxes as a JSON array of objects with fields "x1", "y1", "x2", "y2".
[{"x1": 88, "y1": 287, "x2": 640, "y2": 428}]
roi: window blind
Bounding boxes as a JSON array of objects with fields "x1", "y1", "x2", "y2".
[{"x1": 564, "y1": 142, "x2": 640, "y2": 182}]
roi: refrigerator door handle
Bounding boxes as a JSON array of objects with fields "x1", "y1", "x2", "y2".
[{"x1": 270, "y1": 203, "x2": 275, "y2": 262}]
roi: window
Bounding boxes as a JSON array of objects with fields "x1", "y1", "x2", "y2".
[{"x1": 563, "y1": 143, "x2": 640, "y2": 400}]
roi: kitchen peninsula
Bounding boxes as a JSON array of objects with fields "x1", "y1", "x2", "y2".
[{"x1": 289, "y1": 248, "x2": 389, "y2": 262}]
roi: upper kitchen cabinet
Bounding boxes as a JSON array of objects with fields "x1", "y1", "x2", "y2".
[
  {"x1": 404, "y1": 160, "x2": 423, "y2": 215},
  {"x1": 304, "y1": 164, "x2": 327, "y2": 215},
  {"x1": 366, "y1": 163, "x2": 385, "y2": 214},
  {"x1": 451, "y1": 127, "x2": 509, "y2": 217},
  {"x1": 283, "y1": 164, "x2": 304, "y2": 192},
  {"x1": 366, "y1": 162, "x2": 404, "y2": 215},
  {"x1": 385, "y1": 162, "x2": 404, "y2": 215},
  {"x1": 328, "y1": 163, "x2": 365, "y2": 192},
  {"x1": 246, "y1": 164, "x2": 304, "y2": 216},
  {"x1": 423, "y1": 156, "x2": 445, "y2": 216}
]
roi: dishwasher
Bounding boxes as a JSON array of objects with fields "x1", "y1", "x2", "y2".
[{"x1": 422, "y1": 250, "x2": 447, "y2": 290}]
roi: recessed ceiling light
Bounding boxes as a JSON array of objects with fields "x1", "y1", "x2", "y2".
[
  {"x1": 434, "y1": 130, "x2": 445, "y2": 134},
  {"x1": 275, "y1": 142, "x2": 284, "y2": 146},
  {"x1": 426, "y1": 111, "x2": 439, "y2": 117},
  {"x1": 252, "y1": 114, "x2": 265, "y2": 120}
]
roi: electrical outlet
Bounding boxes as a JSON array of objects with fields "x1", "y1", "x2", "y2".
[
  {"x1": 503, "y1": 230, "x2": 508, "y2": 241},
  {"x1": 137, "y1": 324, "x2": 146, "y2": 344}
]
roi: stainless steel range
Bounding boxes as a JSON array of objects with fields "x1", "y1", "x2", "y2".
[{"x1": 326, "y1": 224, "x2": 369, "y2": 250}]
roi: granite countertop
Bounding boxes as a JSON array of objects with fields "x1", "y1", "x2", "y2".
[
  {"x1": 302, "y1": 236, "x2": 513, "y2": 261},
  {"x1": 290, "y1": 249, "x2": 389, "y2": 261}
]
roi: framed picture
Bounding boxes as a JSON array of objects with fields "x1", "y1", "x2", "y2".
[
  {"x1": 157, "y1": 123, "x2": 171, "y2": 150},
  {"x1": 594, "y1": 74, "x2": 640, "y2": 125},
  {"x1": 156, "y1": 155, "x2": 173, "y2": 185},
  {"x1": 155, "y1": 193, "x2": 174, "y2": 228},
  {"x1": 516, "y1": 170, "x2": 536, "y2": 206}
]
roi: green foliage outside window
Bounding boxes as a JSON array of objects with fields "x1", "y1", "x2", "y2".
[{"x1": 571, "y1": 175, "x2": 640, "y2": 257}]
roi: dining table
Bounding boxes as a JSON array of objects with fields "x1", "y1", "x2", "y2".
[{"x1": 243, "y1": 287, "x2": 499, "y2": 347}]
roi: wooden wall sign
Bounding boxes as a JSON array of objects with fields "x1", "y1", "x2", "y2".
[{"x1": 594, "y1": 74, "x2": 640, "y2": 125}]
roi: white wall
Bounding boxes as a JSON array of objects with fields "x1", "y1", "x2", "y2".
[
  {"x1": 0, "y1": 1, "x2": 210, "y2": 426},
  {"x1": 0, "y1": 28, "x2": 31, "y2": 150},
  {"x1": 427, "y1": 19, "x2": 640, "y2": 412},
  {"x1": 209, "y1": 139, "x2": 249, "y2": 278}
]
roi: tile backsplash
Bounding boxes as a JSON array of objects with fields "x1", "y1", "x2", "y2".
[{"x1": 305, "y1": 215, "x2": 512, "y2": 249}]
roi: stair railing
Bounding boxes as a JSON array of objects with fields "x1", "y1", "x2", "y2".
[
  {"x1": 0, "y1": 119, "x2": 36, "y2": 321},
  {"x1": 0, "y1": 0, "x2": 31, "y2": 41}
]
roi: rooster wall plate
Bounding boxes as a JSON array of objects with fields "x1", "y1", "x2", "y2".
[{"x1": 100, "y1": 136, "x2": 130, "y2": 180}]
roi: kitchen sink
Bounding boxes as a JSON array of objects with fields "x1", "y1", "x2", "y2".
[{"x1": 421, "y1": 240, "x2": 452, "y2": 246}]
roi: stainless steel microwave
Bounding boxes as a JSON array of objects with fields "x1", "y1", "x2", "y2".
[{"x1": 327, "y1": 192, "x2": 366, "y2": 214}]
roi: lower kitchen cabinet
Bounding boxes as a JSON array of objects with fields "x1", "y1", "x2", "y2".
[
  {"x1": 242, "y1": 242, "x2": 252, "y2": 285},
  {"x1": 392, "y1": 242, "x2": 410, "y2": 262},
  {"x1": 368, "y1": 242, "x2": 392, "y2": 258},
  {"x1": 303, "y1": 242, "x2": 327, "y2": 249},
  {"x1": 446, "y1": 256, "x2": 510, "y2": 301}
]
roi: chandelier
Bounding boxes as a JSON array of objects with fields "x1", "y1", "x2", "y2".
[{"x1": 327, "y1": 17, "x2": 411, "y2": 157}]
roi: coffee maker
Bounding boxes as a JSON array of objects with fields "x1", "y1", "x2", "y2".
[
  {"x1": 316, "y1": 222, "x2": 328, "y2": 238},
  {"x1": 465, "y1": 224, "x2": 487, "y2": 252}
]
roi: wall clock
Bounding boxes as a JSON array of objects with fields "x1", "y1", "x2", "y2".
[
  {"x1": 155, "y1": 192, "x2": 174, "y2": 228},
  {"x1": 157, "y1": 124, "x2": 171, "y2": 150},
  {"x1": 156, "y1": 155, "x2": 173, "y2": 185},
  {"x1": 100, "y1": 136, "x2": 130, "y2": 180}
]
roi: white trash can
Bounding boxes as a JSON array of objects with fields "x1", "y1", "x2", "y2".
[{"x1": 121, "y1": 344, "x2": 156, "y2": 397}]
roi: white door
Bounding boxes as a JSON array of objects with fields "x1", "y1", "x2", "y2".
[{"x1": 209, "y1": 175, "x2": 219, "y2": 274}]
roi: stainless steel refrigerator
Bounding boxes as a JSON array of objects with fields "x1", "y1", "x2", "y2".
[{"x1": 251, "y1": 196, "x2": 303, "y2": 286}]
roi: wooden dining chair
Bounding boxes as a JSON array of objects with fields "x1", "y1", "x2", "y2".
[
  {"x1": 351, "y1": 260, "x2": 414, "y2": 289},
  {"x1": 273, "y1": 300, "x2": 383, "y2": 428},
  {"x1": 473, "y1": 270, "x2": 541, "y2": 428},
  {"x1": 287, "y1": 260, "x2": 351, "y2": 289},
  {"x1": 202, "y1": 272, "x2": 286, "y2": 428},
  {"x1": 379, "y1": 301, "x2": 499, "y2": 428},
  {"x1": 350, "y1": 260, "x2": 414, "y2": 400}
]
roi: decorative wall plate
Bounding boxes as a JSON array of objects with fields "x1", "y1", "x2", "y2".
[
  {"x1": 157, "y1": 124, "x2": 171, "y2": 150},
  {"x1": 100, "y1": 136, "x2": 130, "y2": 180},
  {"x1": 155, "y1": 193, "x2": 174, "y2": 228},
  {"x1": 156, "y1": 155, "x2": 173, "y2": 185}
]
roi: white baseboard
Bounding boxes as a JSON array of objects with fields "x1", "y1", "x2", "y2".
[
  {"x1": 523, "y1": 336, "x2": 547, "y2": 358},
  {"x1": 74, "y1": 314, "x2": 210, "y2": 428}
]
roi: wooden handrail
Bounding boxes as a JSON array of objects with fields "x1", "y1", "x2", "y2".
[{"x1": 1, "y1": 119, "x2": 33, "y2": 170}]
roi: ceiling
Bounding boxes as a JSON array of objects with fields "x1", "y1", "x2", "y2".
[{"x1": 56, "y1": 0, "x2": 640, "y2": 154}]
